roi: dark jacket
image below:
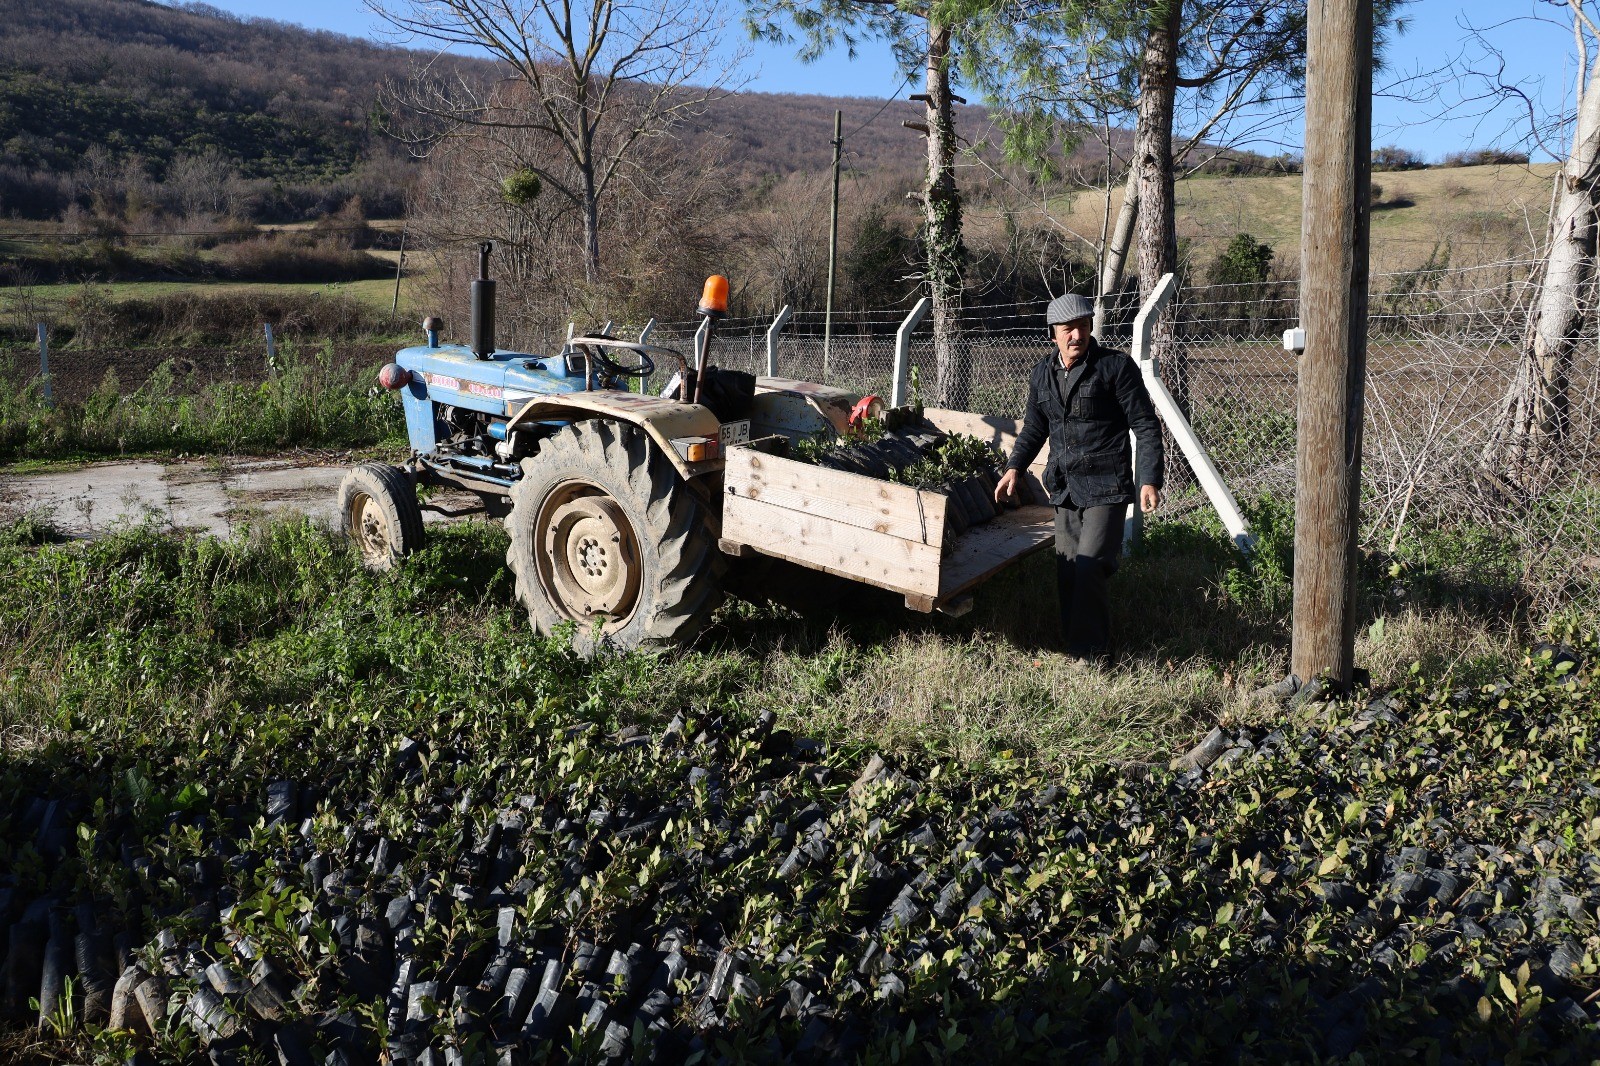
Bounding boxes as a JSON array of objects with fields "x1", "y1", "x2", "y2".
[{"x1": 1007, "y1": 340, "x2": 1164, "y2": 508}]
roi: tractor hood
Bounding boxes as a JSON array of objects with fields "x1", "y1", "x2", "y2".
[{"x1": 395, "y1": 343, "x2": 585, "y2": 419}]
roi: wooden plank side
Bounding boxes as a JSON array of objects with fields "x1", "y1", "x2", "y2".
[
  {"x1": 921, "y1": 408, "x2": 1025, "y2": 452},
  {"x1": 936, "y1": 504, "x2": 1057, "y2": 603},
  {"x1": 722, "y1": 493, "x2": 943, "y2": 598},
  {"x1": 723, "y1": 447, "x2": 947, "y2": 547},
  {"x1": 923, "y1": 407, "x2": 1049, "y2": 502}
]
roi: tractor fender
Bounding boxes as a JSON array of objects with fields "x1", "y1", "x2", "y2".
[
  {"x1": 505, "y1": 392, "x2": 724, "y2": 480},
  {"x1": 755, "y1": 377, "x2": 860, "y2": 435}
]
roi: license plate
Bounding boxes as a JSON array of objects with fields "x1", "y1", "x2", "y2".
[{"x1": 718, "y1": 420, "x2": 751, "y2": 451}]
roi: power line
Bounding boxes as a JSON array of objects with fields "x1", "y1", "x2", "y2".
[{"x1": 843, "y1": 72, "x2": 919, "y2": 142}]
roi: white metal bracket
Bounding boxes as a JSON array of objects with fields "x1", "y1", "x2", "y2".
[
  {"x1": 765, "y1": 305, "x2": 792, "y2": 378},
  {"x1": 890, "y1": 297, "x2": 932, "y2": 408},
  {"x1": 1127, "y1": 273, "x2": 1254, "y2": 554}
]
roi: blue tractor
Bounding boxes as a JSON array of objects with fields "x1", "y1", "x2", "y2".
[{"x1": 338, "y1": 244, "x2": 858, "y2": 654}]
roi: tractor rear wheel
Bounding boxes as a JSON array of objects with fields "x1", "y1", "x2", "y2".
[
  {"x1": 506, "y1": 420, "x2": 721, "y2": 656},
  {"x1": 338, "y1": 463, "x2": 424, "y2": 571}
]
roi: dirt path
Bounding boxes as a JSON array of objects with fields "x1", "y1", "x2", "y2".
[{"x1": 0, "y1": 455, "x2": 376, "y2": 538}]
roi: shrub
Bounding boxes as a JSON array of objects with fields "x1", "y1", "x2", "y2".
[
  {"x1": 0, "y1": 518, "x2": 1595, "y2": 1062},
  {"x1": 1372, "y1": 144, "x2": 1427, "y2": 170},
  {"x1": 0, "y1": 340, "x2": 404, "y2": 461},
  {"x1": 1219, "y1": 492, "x2": 1295, "y2": 613},
  {"x1": 1207, "y1": 233, "x2": 1275, "y2": 287},
  {"x1": 1442, "y1": 148, "x2": 1530, "y2": 168},
  {"x1": 210, "y1": 235, "x2": 391, "y2": 283},
  {"x1": 501, "y1": 168, "x2": 544, "y2": 206}
]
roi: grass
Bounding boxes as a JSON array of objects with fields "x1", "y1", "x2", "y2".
[{"x1": 0, "y1": 500, "x2": 1526, "y2": 772}]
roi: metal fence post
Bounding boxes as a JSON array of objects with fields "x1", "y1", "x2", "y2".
[
  {"x1": 1126, "y1": 272, "x2": 1253, "y2": 554},
  {"x1": 891, "y1": 298, "x2": 932, "y2": 408},
  {"x1": 765, "y1": 305, "x2": 792, "y2": 378},
  {"x1": 1126, "y1": 274, "x2": 1176, "y2": 551},
  {"x1": 264, "y1": 323, "x2": 277, "y2": 374},
  {"x1": 637, "y1": 318, "x2": 656, "y2": 393},
  {"x1": 37, "y1": 323, "x2": 52, "y2": 407},
  {"x1": 693, "y1": 318, "x2": 711, "y2": 376}
]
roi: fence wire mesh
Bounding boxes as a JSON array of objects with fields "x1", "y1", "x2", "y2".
[{"x1": 6, "y1": 258, "x2": 1596, "y2": 618}]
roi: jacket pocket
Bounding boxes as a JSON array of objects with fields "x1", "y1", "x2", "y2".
[
  {"x1": 1071, "y1": 383, "x2": 1114, "y2": 420},
  {"x1": 1072, "y1": 472, "x2": 1132, "y2": 505}
]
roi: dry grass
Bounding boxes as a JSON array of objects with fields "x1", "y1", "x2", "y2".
[
  {"x1": 1353, "y1": 603, "x2": 1521, "y2": 687},
  {"x1": 717, "y1": 518, "x2": 1526, "y2": 770},
  {"x1": 985, "y1": 163, "x2": 1561, "y2": 273},
  {"x1": 771, "y1": 628, "x2": 1228, "y2": 766}
]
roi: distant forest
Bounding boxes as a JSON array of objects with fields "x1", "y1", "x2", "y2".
[{"x1": 0, "y1": 0, "x2": 1288, "y2": 222}]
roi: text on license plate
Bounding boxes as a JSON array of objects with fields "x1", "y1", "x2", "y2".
[{"x1": 718, "y1": 420, "x2": 751, "y2": 450}]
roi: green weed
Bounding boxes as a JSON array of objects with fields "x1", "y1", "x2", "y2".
[{"x1": 0, "y1": 340, "x2": 404, "y2": 461}]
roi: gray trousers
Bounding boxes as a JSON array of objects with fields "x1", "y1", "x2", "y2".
[{"x1": 1054, "y1": 503, "x2": 1126, "y2": 657}]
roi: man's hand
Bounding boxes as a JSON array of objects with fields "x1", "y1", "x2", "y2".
[
  {"x1": 1140, "y1": 484, "x2": 1161, "y2": 514},
  {"x1": 995, "y1": 468, "x2": 1022, "y2": 505}
]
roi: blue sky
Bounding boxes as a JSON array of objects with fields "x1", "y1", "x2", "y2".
[{"x1": 196, "y1": 0, "x2": 1583, "y2": 162}]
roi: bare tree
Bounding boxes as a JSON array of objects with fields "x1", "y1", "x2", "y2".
[
  {"x1": 165, "y1": 148, "x2": 243, "y2": 220},
  {"x1": 369, "y1": 0, "x2": 742, "y2": 285},
  {"x1": 1480, "y1": 1, "x2": 1600, "y2": 484},
  {"x1": 409, "y1": 115, "x2": 730, "y2": 345},
  {"x1": 746, "y1": 173, "x2": 831, "y2": 312}
]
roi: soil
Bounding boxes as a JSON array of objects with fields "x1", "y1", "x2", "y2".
[{"x1": 0, "y1": 454, "x2": 460, "y2": 539}]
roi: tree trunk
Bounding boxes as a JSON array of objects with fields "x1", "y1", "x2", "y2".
[
  {"x1": 1134, "y1": 0, "x2": 1184, "y2": 483},
  {"x1": 924, "y1": 19, "x2": 967, "y2": 410},
  {"x1": 1487, "y1": 62, "x2": 1600, "y2": 487},
  {"x1": 579, "y1": 164, "x2": 602, "y2": 286},
  {"x1": 1093, "y1": 165, "x2": 1139, "y2": 339}
]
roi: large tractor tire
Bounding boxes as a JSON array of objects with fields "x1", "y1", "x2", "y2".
[
  {"x1": 338, "y1": 463, "x2": 424, "y2": 571},
  {"x1": 506, "y1": 420, "x2": 722, "y2": 656}
]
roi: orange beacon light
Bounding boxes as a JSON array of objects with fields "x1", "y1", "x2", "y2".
[{"x1": 698, "y1": 275, "x2": 729, "y2": 319}]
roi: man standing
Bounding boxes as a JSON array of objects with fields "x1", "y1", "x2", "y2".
[{"x1": 994, "y1": 293, "x2": 1164, "y2": 660}]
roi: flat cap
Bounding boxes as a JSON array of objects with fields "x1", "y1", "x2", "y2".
[{"x1": 1046, "y1": 292, "x2": 1095, "y2": 325}]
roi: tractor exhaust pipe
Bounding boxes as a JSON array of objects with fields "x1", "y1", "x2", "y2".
[{"x1": 471, "y1": 242, "x2": 496, "y2": 359}]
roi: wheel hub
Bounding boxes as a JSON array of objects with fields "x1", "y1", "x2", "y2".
[
  {"x1": 542, "y1": 493, "x2": 641, "y2": 619},
  {"x1": 351, "y1": 493, "x2": 390, "y2": 563}
]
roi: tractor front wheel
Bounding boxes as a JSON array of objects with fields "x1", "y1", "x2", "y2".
[
  {"x1": 506, "y1": 420, "x2": 721, "y2": 656},
  {"x1": 338, "y1": 463, "x2": 425, "y2": 571}
]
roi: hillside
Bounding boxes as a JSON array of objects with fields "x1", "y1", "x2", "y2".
[
  {"x1": 1033, "y1": 162, "x2": 1560, "y2": 275},
  {"x1": 0, "y1": 0, "x2": 1290, "y2": 225},
  {"x1": 0, "y1": 0, "x2": 1010, "y2": 221}
]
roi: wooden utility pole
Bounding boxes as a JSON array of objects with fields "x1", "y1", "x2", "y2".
[
  {"x1": 823, "y1": 110, "x2": 843, "y2": 382},
  {"x1": 390, "y1": 223, "x2": 408, "y2": 323},
  {"x1": 1292, "y1": 0, "x2": 1372, "y2": 686}
]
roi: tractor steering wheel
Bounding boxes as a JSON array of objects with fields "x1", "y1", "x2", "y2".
[{"x1": 566, "y1": 341, "x2": 655, "y2": 383}]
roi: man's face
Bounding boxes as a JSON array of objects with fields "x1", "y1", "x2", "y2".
[{"x1": 1053, "y1": 318, "x2": 1092, "y2": 364}]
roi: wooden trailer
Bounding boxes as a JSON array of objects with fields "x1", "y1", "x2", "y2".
[{"x1": 717, "y1": 406, "x2": 1056, "y2": 617}]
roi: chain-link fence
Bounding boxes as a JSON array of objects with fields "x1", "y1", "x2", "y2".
[{"x1": 6, "y1": 259, "x2": 1596, "y2": 617}]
